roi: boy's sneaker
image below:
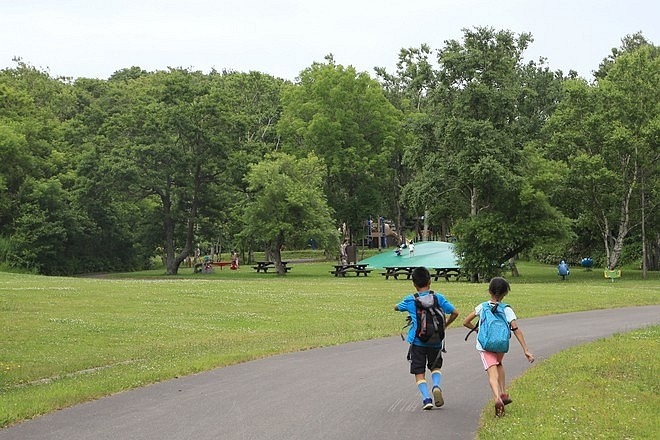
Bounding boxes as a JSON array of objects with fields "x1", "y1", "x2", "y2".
[
  {"x1": 432, "y1": 386, "x2": 444, "y2": 407},
  {"x1": 495, "y1": 399, "x2": 505, "y2": 417},
  {"x1": 422, "y1": 398, "x2": 434, "y2": 410},
  {"x1": 501, "y1": 393, "x2": 512, "y2": 405}
]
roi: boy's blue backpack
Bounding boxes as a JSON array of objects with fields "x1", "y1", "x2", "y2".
[{"x1": 477, "y1": 301, "x2": 511, "y2": 353}]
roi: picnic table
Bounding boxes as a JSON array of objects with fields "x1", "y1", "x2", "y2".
[
  {"x1": 381, "y1": 266, "x2": 466, "y2": 281},
  {"x1": 381, "y1": 266, "x2": 416, "y2": 280},
  {"x1": 432, "y1": 268, "x2": 466, "y2": 282},
  {"x1": 330, "y1": 264, "x2": 372, "y2": 277},
  {"x1": 252, "y1": 261, "x2": 292, "y2": 273}
]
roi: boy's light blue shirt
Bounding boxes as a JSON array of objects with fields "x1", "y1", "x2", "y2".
[{"x1": 396, "y1": 290, "x2": 456, "y2": 346}]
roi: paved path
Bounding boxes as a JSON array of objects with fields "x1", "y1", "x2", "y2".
[{"x1": 2, "y1": 305, "x2": 658, "y2": 440}]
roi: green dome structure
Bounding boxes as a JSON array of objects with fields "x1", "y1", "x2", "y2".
[{"x1": 357, "y1": 241, "x2": 460, "y2": 269}]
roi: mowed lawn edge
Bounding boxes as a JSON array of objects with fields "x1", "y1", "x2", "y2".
[
  {"x1": 1, "y1": 261, "x2": 659, "y2": 429},
  {"x1": 476, "y1": 325, "x2": 660, "y2": 439}
]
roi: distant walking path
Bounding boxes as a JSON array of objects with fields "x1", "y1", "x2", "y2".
[{"x1": 2, "y1": 305, "x2": 659, "y2": 440}]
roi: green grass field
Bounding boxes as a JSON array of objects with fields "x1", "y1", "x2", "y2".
[
  {"x1": 1, "y1": 259, "x2": 659, "y2": 434},
  {"x1": 476, "y1": 325, "x2": 659, "y2": 439}
]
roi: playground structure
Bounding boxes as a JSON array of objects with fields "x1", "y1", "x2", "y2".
[
  {"x1": 357, "y1": 240, "x2": 460, "y2": 269},
  {"x1": 365, "y1": 217, "x2": 402, "y2": 248}
]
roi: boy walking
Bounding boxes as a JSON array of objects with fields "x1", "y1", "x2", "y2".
[
  {"x1": 463, "y1": 277, "x2": 534, "y2": 417},
  {"x1": 394, "y1": 267, "x2": 459, "y2": 410}
]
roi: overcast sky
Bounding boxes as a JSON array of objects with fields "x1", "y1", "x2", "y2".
[{"x1": 2, "y1": 0, "x2": 658, "y2": 82}]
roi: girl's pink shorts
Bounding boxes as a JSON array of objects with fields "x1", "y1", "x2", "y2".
[{"x1": 479, "y1": 350, "x2": 505, "y2": 370}]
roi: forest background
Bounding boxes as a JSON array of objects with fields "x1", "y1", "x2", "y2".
[{"x1": 0, "y1": 27, "x2": 657, "y2": 277}]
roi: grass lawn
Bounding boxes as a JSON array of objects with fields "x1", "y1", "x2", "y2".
[
  {"x1": 477, "y1": 326, "x2": 659, "y2": 439},
  {"x1": 1, "y1": 258, "x2": 658, "y2": 432}
]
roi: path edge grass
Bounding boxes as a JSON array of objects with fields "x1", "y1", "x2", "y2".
[{"x1": 476, "y1": 325, "x2": 660, "y2": 439}]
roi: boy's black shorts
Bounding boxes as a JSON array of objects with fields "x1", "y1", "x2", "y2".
[{"x1": 408, "y1": 344, "x2": 443, "y2": 374}]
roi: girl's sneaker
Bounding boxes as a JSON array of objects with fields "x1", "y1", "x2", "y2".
[
  {"x1": 495, "y1": 399, "x2": 505, "y2": 417},
  {"x1": 422, "y1": 398, "x2": 434, "y2": 410}
]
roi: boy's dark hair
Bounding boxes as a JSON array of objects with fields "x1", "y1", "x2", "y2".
[
  {"x1": 489, "y1": 277, "x2": 510, "y2": 298},
  {"x1": 412, "y1": 267, "x2": 431, "y2": 288}
]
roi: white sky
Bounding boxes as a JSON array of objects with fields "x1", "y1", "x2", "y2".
[{"x1": 2, "y1": 0, "x2": 658, "y2": 82}]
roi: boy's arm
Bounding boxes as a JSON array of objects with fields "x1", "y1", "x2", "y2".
[
  {"x1": 510, "y1": 319, "x2": 534, "y2": 363},
  {"x1": 394, "y1": 296, "x2": 412, "y2": 312},
  {"x1": 445, "y1": 309, "x2": 459, "y2": 328}
]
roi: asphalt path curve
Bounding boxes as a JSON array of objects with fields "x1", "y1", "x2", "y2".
[{"x1": 2, "y1": 305, "x2": 658, "y2": 440}]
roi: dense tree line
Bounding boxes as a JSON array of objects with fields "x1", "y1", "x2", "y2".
[{"x1": 0, "y1": 28, "x2": 657, "y2": 277}]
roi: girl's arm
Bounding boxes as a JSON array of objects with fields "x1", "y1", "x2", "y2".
[
  {"x1": 510, "y1": 319, "x2": 534, "y2": 363},
  {"x1": 463, "y1": 310, "x2": 477, "y2": 329}
]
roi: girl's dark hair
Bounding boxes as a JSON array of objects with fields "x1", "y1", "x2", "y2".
[
  {"x1": 412, "y1": 267, "x2": 431, "y2": 288},
  {"x1": 489, "y1": 277, "x2": 510, "y2": 298}
]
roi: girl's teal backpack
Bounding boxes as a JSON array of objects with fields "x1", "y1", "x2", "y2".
[{"x1": 477, "y1": 302, "x2": 511, "y2": 353}]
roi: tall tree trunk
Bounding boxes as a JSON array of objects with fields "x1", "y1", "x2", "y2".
[
  {"x1": 606, "y1": 168, "x2": 636, "y2": 270},
  {"x1": 272, "y1": 232, "x2": 287, "y2": 275},
  {"x1": 470, "y1": 186, "x2": 478, "y2": 217},
  {"x1": 640, "y1": 171, "x2": 647, "y2": 278},
  {"x1": 508, "y1": 257, "x2": 519, "y2": 277},
  {"x1": 162, "y1": 193, "x2": 179, "y2": 275}
]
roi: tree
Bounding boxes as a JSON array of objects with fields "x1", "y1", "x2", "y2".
[
  {"x1": 546, "y1": 37, "x2": 659, "y2": 270},
  {"x1": 277, "y1": 56, "x2": 404, "y2": 240},
  {"x1": 241, "y1": 152, "x2": 337, "y2": 274},
  {"x1": 0, "y1": 61, "x2": 99, "y2": 274},
  {"x1": 376, "y1": 44, "x2": 440, "y2": 239},
  {"x1": 594, "y1": 32, "x2": 652, "y2": 80},
  {"x1": 393, "y1": 28, "x2": 570, "y2": 278},
  {"x1": 198, "y1": 71, "x2": 286, "y2": 259},
  {"x1": 97, "y1": 68, "x2": 239, "y2": 274}
]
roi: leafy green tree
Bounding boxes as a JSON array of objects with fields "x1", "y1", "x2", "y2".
[
  {"x1": 93, "y1": 69, "x2": 230, "y2": 274},
  {"x1": 277, "y1": 56, "x2": 403, "y2": 240},
  {"x1": 198, "y1": 71, "x2": 286, "y2": 258},
  {"x1": 88, "y1": 68, "x2": 285, "y2": 274},
  {"x1": 0, "y1": 62, "x2": 66, "y2": 237},
  {"x1": 594, "y1": 32, "x2": 652, "y2": 80},
  {"x1": 241, "y1": 152, "x2": 337, "y2": 274},
  {"x1": 389, "y1": 28, "x2": 570, "y2": 278},
  {"x1": 376, "y1": 44, "x2": 441, "y2": 238},
  {"x1": 0, "y1": 61, "x2": 98, "y2": 274},
  {"x1": 546, "y1": 37, "x2": 659, "y2": 270}
]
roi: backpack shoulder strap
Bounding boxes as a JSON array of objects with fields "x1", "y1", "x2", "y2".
[{"x1": 497, "y1": 302, "x2": 510, "y2": 314}]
